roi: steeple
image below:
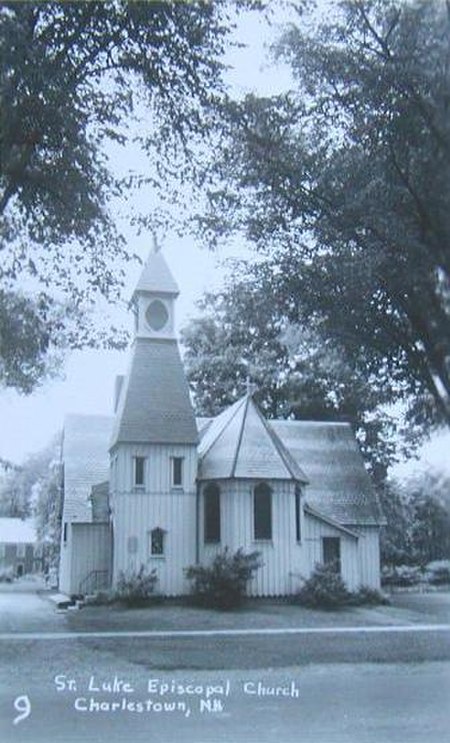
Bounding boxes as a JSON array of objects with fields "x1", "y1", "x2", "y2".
[
  {"x1": 110, "y1": 243, "x2": 197, "y2": 449},
  {"x1": 132, "y1": 247, "x2": 179, "y2": 341}
]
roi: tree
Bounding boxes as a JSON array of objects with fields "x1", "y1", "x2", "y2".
[
  {"x1": 181, "y1": 264, "x2": 414, "y2": 481},
  {"x1": 198, "y1": 0, "x2": 450, "y2": 430},
  {"x1": 0, "y1": 0, "x2": 263, "y2": 392},
  {"x1": 0, "y1": 435, "x2": 63, "y2": 566}
]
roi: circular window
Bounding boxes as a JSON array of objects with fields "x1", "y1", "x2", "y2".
[{"x1": 145, "y1": 299, "x2": 169, "y2": 331}]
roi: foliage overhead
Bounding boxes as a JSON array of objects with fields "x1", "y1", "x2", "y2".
[
  {"x1": 197, "y1": 0, "x2": 450, "y2": 429},
  {"x1": 0, "y1": 0, "x2": 263, "y2": 392}
]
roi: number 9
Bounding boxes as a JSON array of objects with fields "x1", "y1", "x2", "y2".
[{"x1": 13, "y1": 695, "x2": 31, "y2": 725}]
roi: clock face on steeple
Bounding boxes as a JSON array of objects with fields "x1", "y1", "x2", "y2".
[{"x1": 145, "y1": 299, "x2": 169, "y2": 331}]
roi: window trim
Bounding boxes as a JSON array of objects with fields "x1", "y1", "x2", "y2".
[
  {"x1": 253, "y1": 482, "x2": 272, "y2": 542},
  {"x1": 204, "y1": 483, "x2": 221, "y2": 544},
  {"x1": 171, "y1": 456, "x2": 184, "y2": 489},
  {"x1": 295, "y1": 486, "x2": 302, "y2": 543},
  {"x1": 322, "y1": 536, "x2": 341, "y2": 574},
  {"x1": 133, "y1": 456, "x2": 146, "y2": 489},
  {"x1": 149, "y1": 527, "x2": 166, "y2": 558}
]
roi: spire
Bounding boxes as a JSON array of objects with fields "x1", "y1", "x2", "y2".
[{"x1": 133, "y1": 246, "x2": 179, "y2": 299}]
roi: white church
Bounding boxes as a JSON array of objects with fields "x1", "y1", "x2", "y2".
[{"x1": 58, "y1": 248, "x2": 384, "y2": 598}]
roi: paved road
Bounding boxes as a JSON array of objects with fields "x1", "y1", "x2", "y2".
[
  {"x1": 0, "y1": 582, "x2": 449, "y2": 742},
  {"x1": 1, "y1": 657, "x2": 449, "y2": 743}
]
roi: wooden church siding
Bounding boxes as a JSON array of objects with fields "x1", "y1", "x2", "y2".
[
  {"x1": 70, "y1": 523, "x2": 112, "y2": 595},
  {"x1": 303, "y1": 513, "x2": 360, "y2": 591},
  {"x1": 199, "y1": 479, "x2": 298, "y2": 596},
  {"x1": 112, "y1": 490, "x2": 196, "y2": 595},
  {"x1": 58, "y1": 524, "x2": 72, "y2": 594},
  {"x1": 110, "y1": 443, "x2": 197, "y2": 596},
  {"x1": 110, "y1": 444, "x2": 198, "y2": 495},
  {"x1": 356, "y1": 526, "x2": 381, "y2": 589}
]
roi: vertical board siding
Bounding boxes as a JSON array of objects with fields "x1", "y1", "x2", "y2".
[
  {"x1": 110, "y1": 443, "x2": 197, "y2": 596},
  {"x1": 356, "y1": 526, "x2": 381, "y2": 589},
  {"x1": 303, "y1": 513, "x2": 360, "y2": 591},
  {"x1": 69, "y1": 523, "x2": 112, "y2": 595},
  {"x1": 198, "y1": 479, "x2": 300, "y2": 597},
  {"x1": 59, "y1": 525, "x2": 72, "y2": 594}
]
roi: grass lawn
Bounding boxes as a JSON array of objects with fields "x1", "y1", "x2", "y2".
[{"x1": 64, "y1": 591, "x2": 450, "y2": 634}]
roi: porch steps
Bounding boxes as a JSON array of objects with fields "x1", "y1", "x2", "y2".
[{"x1": 48, "y1": 593, "x2": 74, "y2": 610}]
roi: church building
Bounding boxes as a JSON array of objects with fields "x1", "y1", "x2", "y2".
[{"x1": 58, "y1": 248, "x2": 384, "y2": 598}]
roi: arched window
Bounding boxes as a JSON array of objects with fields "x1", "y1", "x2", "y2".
[
  {"x1": 204, "y1": 483, "x2": 221, "y2": 543},
  {"x1": 254, "y1": 483, "x2": 272, "y2": 540}
]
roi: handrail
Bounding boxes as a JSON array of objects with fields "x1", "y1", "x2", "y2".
[{"x1": 78, "y1": 569, "x2": 110, "y2": 596}]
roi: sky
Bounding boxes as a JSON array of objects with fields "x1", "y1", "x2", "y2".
[
  {"x1": 0, "y1": 6, "x2": 293, "y2": 466},
  {"x1": 0, "y1": 2, "x2": 449, "y2": 477}
]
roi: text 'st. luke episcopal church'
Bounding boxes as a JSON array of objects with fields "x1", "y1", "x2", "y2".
[{"x1": 59, "y1": 247, "x2": 384, "y2": 597}]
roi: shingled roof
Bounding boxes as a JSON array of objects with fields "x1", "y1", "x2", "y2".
[
  {"x1": 132, "y1": 250, "x2": 179, "y2": 298},
  {"x1": 62, "y1": 414, "x2": 113, "y2": 522},
  {"x1": 198, "y1": 394, "x2": 308, "y2": 482},
  {"x1": 272, "y1": 420, "x2": 384, "y2": 526},
  {"x1": 110, "y1": 338, "x2": 198, "y2": 447}
]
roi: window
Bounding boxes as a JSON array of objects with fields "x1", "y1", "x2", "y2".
[
  {"x1": 254, "y1": 483, "x2": 272, "y2": 540},
  {"x1": 172, "y1": 457, "x2": 183, "y2": 487},
  {"x1": 322, "y1": 537, "x2": 341, "y2": 574},
  {"x1": 150, "y1": 527, "x2": 165, "y2": 556},
  {"x1": 204, "y1": 483, "x2": 221, "y2": 543},
  {"x1": 145, "y1": 299, "x2": 169, "y2": 331},
  {"x1": 63, "y1": 523, "x2": 68, "y2": 544},
  {"x1": 17, "y1": 543, "x2": 26, "y2": 558},
  {"x1": 134, "y1": 456, "x2": 145, "y2": 487},
  {"x1": 295, "y1": 486, "x2": 301, "y2": 542},
  {"x1": 0, "y1": 544, "x2": 6, "y2": 559}
]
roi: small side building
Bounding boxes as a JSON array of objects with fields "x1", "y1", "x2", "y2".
[{"x1": 0, "y1": 518, "x2": 38, "y2": 577}]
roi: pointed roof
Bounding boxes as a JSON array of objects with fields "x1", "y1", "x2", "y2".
[
  {"x1": 133, "y1": 249, "x2": 179, "y2": 298},
  {"x1": 110, "y1": 338, "x2": 198, "y2": 447},
  {"x1": 198, "y1": 394, "x2": 308, "y2": 482}
]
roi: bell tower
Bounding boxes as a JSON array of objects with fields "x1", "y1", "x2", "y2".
[
  {"x1": 109, "y1": 241, "x2": 198, "y2": 596},
  {"x1": 132, "y1": 239, "x2": 179, "y2": 341}
]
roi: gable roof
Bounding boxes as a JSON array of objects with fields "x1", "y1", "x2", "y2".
[
  {"x1": 110, "y1": 338, "x2": 198, "y2": 448},
  {"x1": 133, "y1": 250, "x2": 179, "y2": 298},
  {"x1": 198, "y1": 394, "x2": 308, "y2": 482},
  {"x1": 62, "y1": 414, "x2": 113, "y2": 522},
  {"x1": 0, "y1": 518, "x2": 37, "y2": 544},
  {"x1": 272, "y1": 420, "x2": 384, "y2": 526}
]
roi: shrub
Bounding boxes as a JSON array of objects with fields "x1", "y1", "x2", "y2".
[
  {"x1": 353, "y1": 586, "x2": 390, "y2": 606},
  {"x1": 293, "y1": 563, "x2": 351, "y2": 609},
  {"x1": 0, "y1": 567, "x2": 14, "y2": 583},
  {"x1": 114, "y1": 565, "x2": 158, "y2": 607},
  {"x1": 185, "y1": 548, "x2": 263, "y2": 610}
]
